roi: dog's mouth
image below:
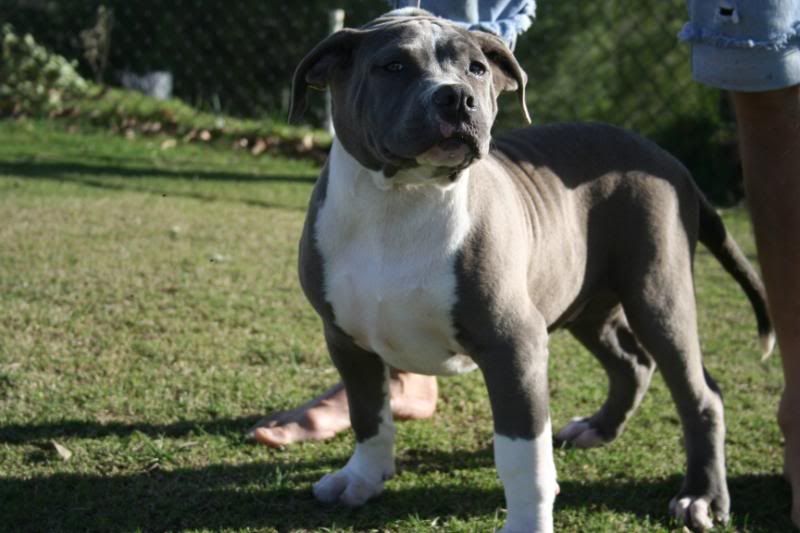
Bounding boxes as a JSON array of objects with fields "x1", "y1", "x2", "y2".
[
  {"x1": 376, "y1": 122, "x2": 484, "y2": 180},
  {"x1": 438, "y1": 136, "x2": 472, "y2": 152},
  {"x1": 415, "y1": 130, "x2": 481, "y2": 169}
]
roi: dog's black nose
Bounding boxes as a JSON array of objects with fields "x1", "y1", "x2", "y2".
[{"x1": 432, "y1": 84, "x2": 477, "y2": 121}]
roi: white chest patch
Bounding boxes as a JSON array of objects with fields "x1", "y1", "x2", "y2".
[{"x1": 315, "y1": 140, "x2": 476, "y2": 376}]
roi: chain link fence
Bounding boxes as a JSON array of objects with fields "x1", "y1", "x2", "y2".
[{"x1": 1, "y1": 0, "x2": 741, "y2": 202}]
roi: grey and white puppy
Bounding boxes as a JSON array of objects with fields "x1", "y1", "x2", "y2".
[{"x1": 289, "y1": 9, "x2": 773, "y2": 533}]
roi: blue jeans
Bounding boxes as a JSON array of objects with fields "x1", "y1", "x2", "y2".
[
  {"x1": 681, "y1": 0, "x2": 800, "y2": 91},
  {"x1": 385, "y1": 0, "x2": 536, "y2": 50}
]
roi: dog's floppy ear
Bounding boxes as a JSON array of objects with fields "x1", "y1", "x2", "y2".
[
  {"x1": 289, "y1": 28, "x2": 365, "y2": 124},
  {"x1": 472, "y1": 32, "x2": 530, "y2": 124}
]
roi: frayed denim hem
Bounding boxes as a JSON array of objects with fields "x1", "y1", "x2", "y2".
[{"x1": 679, "y1": 20, "x2": 800, "y2": 51}]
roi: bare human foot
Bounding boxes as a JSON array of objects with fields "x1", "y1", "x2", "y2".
[
  {"x1": 247, "y1": 383, "x2": 352, "y2": 448},
  {"x1": 248, "y1": 371, "x2": 438, "y2": 448}
]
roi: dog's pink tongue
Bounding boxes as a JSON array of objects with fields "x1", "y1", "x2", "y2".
[{"x1": 440, "y1": 122, "x2": 456, "y2": 138}]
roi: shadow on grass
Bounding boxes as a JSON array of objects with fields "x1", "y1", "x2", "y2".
[
  {"x1": 0, "y1": 159, "x2": 317, "y2": 210},
  {"x1": 0, "y1": 159, "x2": 318, "y2": 184},
  {"x1": 0, "y1": 429, "x2": 792, "y2": 532},
  {"x1": 0, "y1": 416, "x2": 267, "y2": 444}
]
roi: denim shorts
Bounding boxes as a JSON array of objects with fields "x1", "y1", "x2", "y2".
[{"x1": 680, "y1": 0, "x2": 800, "y2": 91}]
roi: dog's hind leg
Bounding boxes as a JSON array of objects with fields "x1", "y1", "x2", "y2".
[
  {"x1": 620, "y1": 245, "x2": 729, "y2": 530},
  {"x1": 556, "y1": 304, "x2": 655, "y2": 448}
]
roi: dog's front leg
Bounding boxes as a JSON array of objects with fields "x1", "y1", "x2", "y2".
[
  {"x1": 312, "y1": 325, "x2": 395, "y2": 507},
  {"x1": 474, "y1": 319, "x2": 557, "y2": 533}
]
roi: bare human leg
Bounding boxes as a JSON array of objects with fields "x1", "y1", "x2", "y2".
[
  {"x1": 248, "y1": 370, "x2": 438, "y2": 448},
  {"x1": 733, "y1": 84, "x2": 800, "y2": 526}
]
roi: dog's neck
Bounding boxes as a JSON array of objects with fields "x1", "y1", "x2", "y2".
[
  {"x1": 329, "y1": 138, "x2": 470, "y2": 192},
  {"x1": 320, "y1": 139, "x2": 473, "y2": 255}
]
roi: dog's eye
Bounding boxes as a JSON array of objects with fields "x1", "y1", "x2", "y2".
[
  {"x1": 468, "y1": 61, "x2": 487, "y2": 77},
  {"x1": 383, "y1": 62, "x2": 404, "y2": 73}
]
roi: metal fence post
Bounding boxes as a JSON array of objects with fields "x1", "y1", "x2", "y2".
[{"x1": 326, "y1": 9, "x2": 345, "y2": 136}]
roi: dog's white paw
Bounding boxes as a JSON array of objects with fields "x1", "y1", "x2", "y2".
[
  {"x1": 313, "y1": 466, "x2": 388, "y2": 507},
  {"x1": 497, "y1": 526, "x2": 550, "y2": 533},
  {"x1": 496, "y1": 519, "x2": 553, "y2": 533},
  {"x1": 314, "y1": 417, "x2": 396, "y2": 507},
  {"x1": 555, "y1": 418, "x2": 606, "y2": 448},
  {"x1": 669, "y1": 496, "x2": 716, "y2": 532}
]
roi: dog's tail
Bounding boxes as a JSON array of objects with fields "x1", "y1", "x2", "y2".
[{"x1": 698, "y1": 197, "x2": 775, "y2": 360}]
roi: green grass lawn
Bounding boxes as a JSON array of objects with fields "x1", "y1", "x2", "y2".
[{"x1": 0, "y1": 119, "x2": 791, "y2": 532}]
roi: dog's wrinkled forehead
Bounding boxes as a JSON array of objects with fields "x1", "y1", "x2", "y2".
[
  {"x1": 361, "y1": 8, "x2": 453, "y2": 31},
  {"x1": 358, "y1": 10, "x2": 476, "y2": 62},
  {"x1": 288, "y1": 8, "x2": 529, "y2": 125}
]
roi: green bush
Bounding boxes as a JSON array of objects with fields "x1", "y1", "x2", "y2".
[
  {"x1": 0, "y1": 25, "x2": 328, "y2": 162},
  {"x1": 0, "y1": 24, "x2": 90, "y2": 116}
]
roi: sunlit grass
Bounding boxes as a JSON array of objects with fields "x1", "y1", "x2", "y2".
[{"x1": 0, "y1": 119, "x2": 790, "y2": 532}]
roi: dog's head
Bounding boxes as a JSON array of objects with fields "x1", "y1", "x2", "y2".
[{"x1": 290, "y1": 9, "x2": 529, "y2": 180}]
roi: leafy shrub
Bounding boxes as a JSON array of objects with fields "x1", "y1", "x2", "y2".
[{"x1": 0, "y1": 24, "x2": 90, "y2": 116}]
